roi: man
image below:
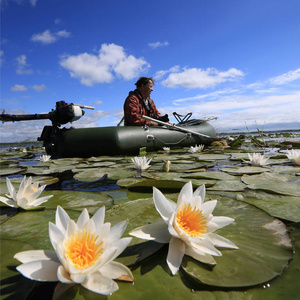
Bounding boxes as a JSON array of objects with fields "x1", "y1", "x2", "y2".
[{"x1": 124, "y1": 77, "x2": 168, "y2": 126}]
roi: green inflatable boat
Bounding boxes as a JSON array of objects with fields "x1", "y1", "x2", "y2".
[
  {"x1": 1, "y1": 101, "x2": 217, "y2": 158},
  {"x1": 47, "y1": 120, "x2": 217, "y2": 158}
]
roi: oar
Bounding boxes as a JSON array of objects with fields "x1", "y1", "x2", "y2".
[{"x1": 141, "y1": 115, "x2": 213, "y2": 139}]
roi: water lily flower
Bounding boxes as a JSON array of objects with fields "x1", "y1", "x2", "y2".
[
  {"x1": 188, "y1": 144, "x2": 204, "y2": 153},
  {"x1": 131, "y1": 156, "x2": 152, "y2": 171},
  {"x1": 0, "y1": 176, "x2": 53, "y2": 209},
  {"x1": 130, "y1": 181, "x2": 238, "y2": 275},
  {"x1": 39, "y1": 154, "x2": 51, "y2": 162},
  {"x1": 286, "y1": 149, "x2": 300, "y2": 166},
  {"x1": 14, "y1": 206, "x2": 133, "y2": 295},
  {"x1": 248, "y1": 153, "x2": 269, "y2": 166},
  {"x1": 163, "y1": 147, "x2": 170, "y2": 151}
]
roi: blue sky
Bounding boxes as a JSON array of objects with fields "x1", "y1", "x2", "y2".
[{"x1": 1, "y1": 0, "x2": 300, "y2": 142}]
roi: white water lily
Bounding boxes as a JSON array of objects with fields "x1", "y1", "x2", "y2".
[
  {"x1": 188, "y1": 144, "x2": 204, "y2": 153},
  {"x1": 0, "y1": 176, "x2": 53, "y2": 209},
  {"x1": 286, "y1": 149, "x2": 300, "y2": 166},
  {"x1": 130, "y1": 181, "x2": 238, "y2": 275},
  {"x1": 14, "y1": 206, "x2": 133, "y2": 295},
  {"x1": 39, "y1": 154, "x2": 51, "y2": 162},
  {"x1": 131, "y1": 156, "x2": 152, "y2": 171},
  {"x1": 163, "y1": 147, "x2": 170, "y2": 151},
  {"x1": 248, "y1": 153, "x2": 269, "y2": 166}
]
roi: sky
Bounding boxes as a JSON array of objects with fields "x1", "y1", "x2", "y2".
[{"x1": 1, "y1": 0, "x2": 300, "y2": 143}]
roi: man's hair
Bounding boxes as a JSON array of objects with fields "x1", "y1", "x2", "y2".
[{"x1": 135, "y1": 77, "x2": 155, "y2": 87}]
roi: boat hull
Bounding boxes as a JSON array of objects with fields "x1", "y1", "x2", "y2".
[{"x1": 50, "y1": 123, "x2": 216, "y2": 157}]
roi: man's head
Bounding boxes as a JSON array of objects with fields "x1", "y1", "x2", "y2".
[{"x1": 135, "y1": 77, "x2": 154, "y2": 99}]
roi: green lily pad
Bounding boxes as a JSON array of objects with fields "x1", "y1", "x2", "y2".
[
  {"x1": 105, "y1": 196, "x2": 292, "y2": 288},
  {"x1": 182, "y1": 197, "x2": 292, "y2": 287},
  {"x1": 207, "y1": 190, "x2": 300, "y2": 223},
  {"x1": 73, "y1": 167, "x2": 136, "y2": 181},
  {"x1": 182, "y1": 171, "x2": 236, "y2": 181},
  {"x1": 0, "y1": 167, "x2": 27, "y2": 176},
  {"x1": 0, "y1": 239, "x2": 37, "y2": 299},
  {"x1": 195, "y1": 154, "x2": 231, "y2": 161},
  {"x1": 220, "y1": 166, "x2": 270, "y2": 175},
  {"x1": 241, "y1": 172, "x2": 300, "y2": 196},
  {"x1": 207, "y1": 180, "x2": 247, "y2": 191},
  {"x1": 41, "y1": 190, "x2": 114, "y2": 211}
]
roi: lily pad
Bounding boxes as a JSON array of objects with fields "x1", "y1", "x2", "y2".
[
  {"x1": 182, "y1": 197, "x2": 292, "y2": 287},
  {"x1": 207, "y1": 180, "x2": 247, "y2": 191},
  {"x1": 105, "y1": 197, "x2": 292, "y2": 288},
  {"x1": 241, "y1": 172, "x2": 300, "y2": 196},
  {"x1": 220, "y1": 166, "x2": 270, "y2": 175},
  {"x1": 207, "y1": 190, "x2": 300, "y2": 222},
  {"x1": 73, "y1": 167, "x2": 136, "y2": 181},
  {"x1": 182, "y1": 171, "x2": 236, "y2": 181},
  {"x1": 41, "y1": 190, "x2": 114, "y2": 211}
]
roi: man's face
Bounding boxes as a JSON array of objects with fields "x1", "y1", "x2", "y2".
[{"x1": 142, "y1": 81, "x2": 153, "y2": 99}]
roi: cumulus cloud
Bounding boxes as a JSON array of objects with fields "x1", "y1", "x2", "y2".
[
  {"x1": 148, "y1": 41, "x2": 169, "y2": 49},
  {"x1": 11, "y1": 84, "x2": 27, "y2": 92},
  {"x1": 161, "y1": 67, "x2": 245, "y2": 89},
  {"x1": 15, "y1": 54, "x2": 33, "y2": 75},
  {"x1": 31, "y1": 29, "x2": 71, "y2": 44},
  {"x1": 60, "y1": 43, "x2": 150, "y2": 86}
]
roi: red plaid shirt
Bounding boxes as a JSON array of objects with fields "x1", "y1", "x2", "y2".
[{"x1": 124, "y1": 89, "x2": 161, "y2": 126}]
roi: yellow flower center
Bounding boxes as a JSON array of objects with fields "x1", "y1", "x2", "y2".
[
  {"x1": 176, "y1": 204, "x2": 207, "y2": 237},
  {"x1": 64, "y1": 229, "x2": 103, "y2": 269}
]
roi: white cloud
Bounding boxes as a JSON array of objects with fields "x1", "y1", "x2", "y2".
[
  {"x1": 30, "y1": 29, "x2": 71, "y2": 44},
  {"x1": 31, "y1": 84, "x2": 46, "y2": 92},
  {"x1": 11, "y1": 84, "x2": 27, "y2": 92},
  {"x1": 94, "y1": 100, "x2": 103, "y2": 105},
  {"x1": 15, "y1": 54, "x2": 33, "y2": 75},
  {"x1": 60, "y1": 43, "x2": 150, "y2": 86},
  {"x1": 0, "y1": 50, "x2": 3, "y2": 66},
  {"x1": 267, "y1": 68, "x2": 300, "y2": 85},
  {"x1": 29, "y1": 0, "x2": 37, "y2": 6},
  {"x1": 148, "y1": 41, "x2": 169, "y2": 49},
  {"x1": 161, "y1": 67, "x2": 245, "y2": 89}
]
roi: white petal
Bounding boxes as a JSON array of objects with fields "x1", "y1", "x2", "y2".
[
  {"x1": 82, "y1": 272, "x2": 119, "y2": 295},
  {"x1": 6, "y1": 177, "x2": 16, "y2": 199},
  {"x1": 70, "y1": 274, "x2": 87, "y2": 284},
  {"x1": 209, "y1": 216, "x2": 235, "y2": 230},
  {"x1": 167, "y1": 237, "x2": 185, "y2": 275},
  {"x1": 190, "y1": 238, "x2": 222, "y2": 256},
  {"x1": 18, "y1": 198, "x2": 29, "y2": 209},
  {"x1": 202, "y1": 200, "x2": 217, "y2": 216},
  {"x1": 193, "y1": 184, "x2": 206, "y2": 204},
  {"x1": 109, "y1": 221, "x2": 127, "y2": 243},
  {"x1": 82, "y1": 218, "x2": 96, "y2": 233},
  {"x1": 92, "y1": 206, "x2": 106, "y2": 229},
  {"x1": 206, "y1": 233, "x2": 239, "y2": 249},
  {"x1": 14, "y1": 250, "x2": 59, "y2": 264},
  {"x1": 77, "y1": 208, "x2": 90, "y2": 229},
  {"x1": 100, "y1": 261, "x2": 134, "y2": 281},
  {"x1": 55, "y1": 206, "x2": 70, "y2": 235},
  {"x1": 16, "y1": 260, "x2": 60, "y2": 281},
  {"x1": 108, "y1": 238, "x2": 132, "y2": 260},
  {"x1": 0, "y1": 196, "x2": 18, "y2": 208},
  {"x1": 49, "y1": 223, "x2": 65, "y2": 253},
  {"x1": 66, "y1": 219, "x2": 78, "y2": 237},
  {"x1": 177, "y1": 181, "x2": 193, "y2": 207},
  {"x1": 28, "y1": 195, "x2": 53, "y2": 207},
  {"x1": 57, "y1": 265, "x2": 73, "y2": 283},
  {"x1": 129, "y1": 221, "x2": 171, "y2": 243},
  {"x1": 153, "y1": 187, "x2": 175, "y2": 222},
  {"x1": 185, "y1": 245, "x2": 216, "y2": 265}
]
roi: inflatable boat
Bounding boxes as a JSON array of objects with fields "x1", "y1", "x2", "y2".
[{"x1": 1, "y1": 101, "x2": 217, "y2": 158}]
